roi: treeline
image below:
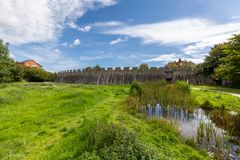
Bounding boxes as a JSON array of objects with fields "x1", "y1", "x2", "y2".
[
  {"x1": 0, "y1": 40, "x2": 55, "y2": 83},
  {"x1": 199, "y1": 34, "x2": 240, "y2": 87}
]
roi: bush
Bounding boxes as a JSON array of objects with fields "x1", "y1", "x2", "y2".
[
  {"x1": 199, "y1": 100, "x2": 215, "y2": 110},
  {"x1": 0, "y1": 58, "x2": 23, "y2": 82},
  {"x1": 175, "y1": 81, "x2": 191, "y2": 94},
  {"x1": 77, "y1": 152, "x2": 100, "y2": 160},
  {"x1": 81, "y1": 122, "x2": 159, "y2": 160},
  {"x1": 23, "y1": 67, "x2": 55, "y2": 82},
  {"x1": 130, "y1": 81, "x2": 142, "y2": 97}
]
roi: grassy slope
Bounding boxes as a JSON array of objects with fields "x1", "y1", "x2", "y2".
[
  {"x1": 192, "y1": 86, "x2": 240, "y2": 113},
  {"x1": 0, "y1": 83, "x2": 209, "y2": 160}
]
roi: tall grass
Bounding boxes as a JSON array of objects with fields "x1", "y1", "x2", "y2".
[
  {"x1": 77, "y1": 121, "x2": 159, "y2": 160},
  {"x1": 126, "y1": 80, "x2": 197, "y2": 114}
]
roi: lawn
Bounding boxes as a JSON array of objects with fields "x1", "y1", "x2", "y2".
[
  {"x1": 193, "y1": 85, "x2": 240, "y2": 94},
  {"x1": 0, "y1": 83, "x2": 209, "y2": 160},
  {"x1": 192, "y1": 86, "x2": 240, "y2": 113}
]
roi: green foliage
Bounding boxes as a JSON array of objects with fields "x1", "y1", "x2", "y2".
[
  {"x1": 139, "y1": 63, "x2": 149, "y2": 71},
  {"x1": 129, "y1": 81, "x2": 142, "y2": 97},
  {"x1": 0, "y1": 39, "x2": 9, "y2": 58},
  {"x1": 0, "y1": 83, "x2": 209, "y2": 160},
  {"x1": 77, "y1": 152, "x2": 100, "y2": 160},
  {"x1": 0, "y1": 40, "x2": 24, "y2": 82},
  {"x1": 83, "y1": 122, "x2": 159, "y2": 160},
  {"x1": 199, "y1": 99, "x2": 215, "y2": 110},
  {"x1": 140, "y1": 81, "x2": 196, "y2": 108},
  {"x1": 175, "y1": 81, "x2": 190, "y2": 94},
  {"x1": 94, "y1": 64, "x2": 101, "y2": 71},
  {"x1": 192, "y1": 87, "x2": 240, "y2": 113},
  {"x1": 201, "y1": 34, "x2": 240, "y2": 86},
  {"x1": 23, "y1": 67, "x2": 55, "y2": 82}
]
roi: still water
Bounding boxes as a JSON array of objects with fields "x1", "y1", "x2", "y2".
[{"x1": 141, "y1": 104, "x2": 240, "y2": 160}]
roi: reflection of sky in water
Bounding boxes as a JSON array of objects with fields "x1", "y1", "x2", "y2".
[
  {"x1": 142, "y1": 104, "x2": 239, "y2": 159},
  {"x1": 142, "y1": 104, "x2": 224, "y2": 139}
]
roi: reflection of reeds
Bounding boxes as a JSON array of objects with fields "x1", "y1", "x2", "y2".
[{"x1": 196, "y1": 122, "x2": 232, "y2": 158}]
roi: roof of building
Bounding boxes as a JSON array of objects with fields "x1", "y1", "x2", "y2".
[{"x1": 20, "y1": 59, "x2": 42, "y2": 67}]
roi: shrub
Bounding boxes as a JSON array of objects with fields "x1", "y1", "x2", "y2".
[
  {"x1": 175, "y1": 81, "x2": 191, "y2": 94},
  {"x1": 23, "y1": 67, "x2": 55, "y2": 82},
  {"x1": 77, "y1": 152, "x2": 100, "y2": 160},
  {"x1": 199, "y1": 99, "x2": 215, "y2": 110},
  {"x1": 125, "y1": 96, "x2": 140, "y2": 115},
  {"x1": 0, "y1": 58, "x2": 23, "y2": 82},
  {"x1": 130, "y1": 81, "x2": 142, "y2": 97},
  {"x1": 82, "y1": 122, "x2": 159, "y2": 160}
]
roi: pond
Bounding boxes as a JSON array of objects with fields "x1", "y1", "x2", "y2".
[{"x1": 141, "y1": 104, "x2": 240, "y2": 160}]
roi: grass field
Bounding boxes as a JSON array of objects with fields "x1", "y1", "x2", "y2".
[
  {"x1": 0, "y1": 83, "x2": 209, "y2": 160},
  {"x1": 192, "y1": 86, "x2": 240, "y2": 113},
  {"x1": 193, "y1": 85, "x2": 240, "y2": 94}
]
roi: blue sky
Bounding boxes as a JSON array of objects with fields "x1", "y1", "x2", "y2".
[{"x1": 1, "y1": 0, "x2": 240, "y2": 71}]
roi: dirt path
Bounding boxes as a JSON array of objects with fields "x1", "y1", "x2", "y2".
[{"x1": 192, "y1": 87, "x2": 240, "y2": 98}]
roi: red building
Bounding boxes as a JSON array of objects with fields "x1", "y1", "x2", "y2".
[{"x1": 20, "y1": 60, "x2": 42, "y2": 68}]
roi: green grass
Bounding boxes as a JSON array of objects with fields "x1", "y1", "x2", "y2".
[
  {"x1": 193, "y1": 85, "x2": 240, "y2": 94},
  {"x1": 192, "y1": 86, "x2": 240, "y2": 113},
  {"x1": 0, "y1": 82, "x2": 210, "y2": 160}
]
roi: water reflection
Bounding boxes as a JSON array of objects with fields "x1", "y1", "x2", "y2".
[{"x1": 141, "y1": 104, "x2": 240, "y2": 160}]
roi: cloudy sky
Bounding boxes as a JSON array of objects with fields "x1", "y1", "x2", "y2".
[{"x1": 1, "y1": 0, "x2": 240, "y2": 71}]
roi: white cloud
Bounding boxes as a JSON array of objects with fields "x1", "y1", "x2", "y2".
[
  {"x1": 143, "y1": 53, "x2": 204, "y2": 64},
  {"x1": 109, "y1": 37, "x2": 128, "y2": 45},
  {"x1": 106, "y1": 18, "x2": 240, "y2": 54},
  {"x1": 62, "y1": 39, "x2": 81, "y2": 47},
  {"x1": 73, "y1": 39, "x2": 81, "y2": 46},
  {"x1": 0, "y1": 0, "x2": 117, "y2": 44},
  {"x1": 79, "y1": 25, "x2": 92, "y2": 32},
  {"x1": 11, "y1": 45, "x2": 81, "y2": 71},
  {"x1": 143, "y1": 53, "x2": 178, "y2": 63},
  {"x1": 67, "y1": 22, "x2": 92, "y2": 32},
  {"x1": 79, "y1": 53, "x2": 113, "y2": 61},
  {"x1": 93, "y1": 21, "x2": 125, "y2": 27},
  {"x1": 67, "y1": 22, "x2": 78, "y2": 29}
]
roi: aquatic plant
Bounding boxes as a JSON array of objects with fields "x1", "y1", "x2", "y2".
[{"x1": 141, "y1": 80, "x2": 197, "y2": 109}]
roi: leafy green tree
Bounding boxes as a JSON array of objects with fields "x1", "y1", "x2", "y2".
[
  {"x1": 23, "y1": 67, "x2": 55, "y2": 82},
  {"x1": 201, "y1": 34, "x2": 240, "y2": 86},
  {"x1": 201, "y1": 44, "x2": 227, "y2": 75},
  {"x1": 94, "y1": 64, "x2": 101, "y2": 71},
  {"x1": 0, "y1": 40, "x2": 23, "y2": 82},
  {"x1": 139, "y1": 63, "x2": 149, "y2": 71},
  {"x1": 215, "y1": 35, "x2": 240, "y2": 85},
  {"x1": 0, "y1": 40, "x2": 9, "y2": 57}
]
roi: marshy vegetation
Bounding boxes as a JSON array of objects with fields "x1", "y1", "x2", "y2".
[
  {"x1": 126, "y1": 80, "x2": 240, "y2": 160},
  {"x1": 127, "y1": 80, "x2": 197, "y2": 115}
]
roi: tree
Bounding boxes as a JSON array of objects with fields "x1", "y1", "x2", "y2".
[
  {"x1": 23, "y1": 67, "x2": 55, "y2": 82},
  {"x1": 215, "y1": 35, "x2": 240, "y2": 85},
  {"x1": 0, "y1": 39, "x2": 9, "y2": 58},
  {"x1": 0, "y1": 40, "x2": 23, "y2": 82},
  {"x1": 201, "y1": 44, "x2": 227, "y2": 75},
  {"x1": 94, "y1": 64, "x2": 101, "y2": 71},
  {"x1": 200, "y1": 34, "x2": 240, "y2": 86},
  {"x1": 139, "y1": 63, "x2": 149, "y2": 71}
]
